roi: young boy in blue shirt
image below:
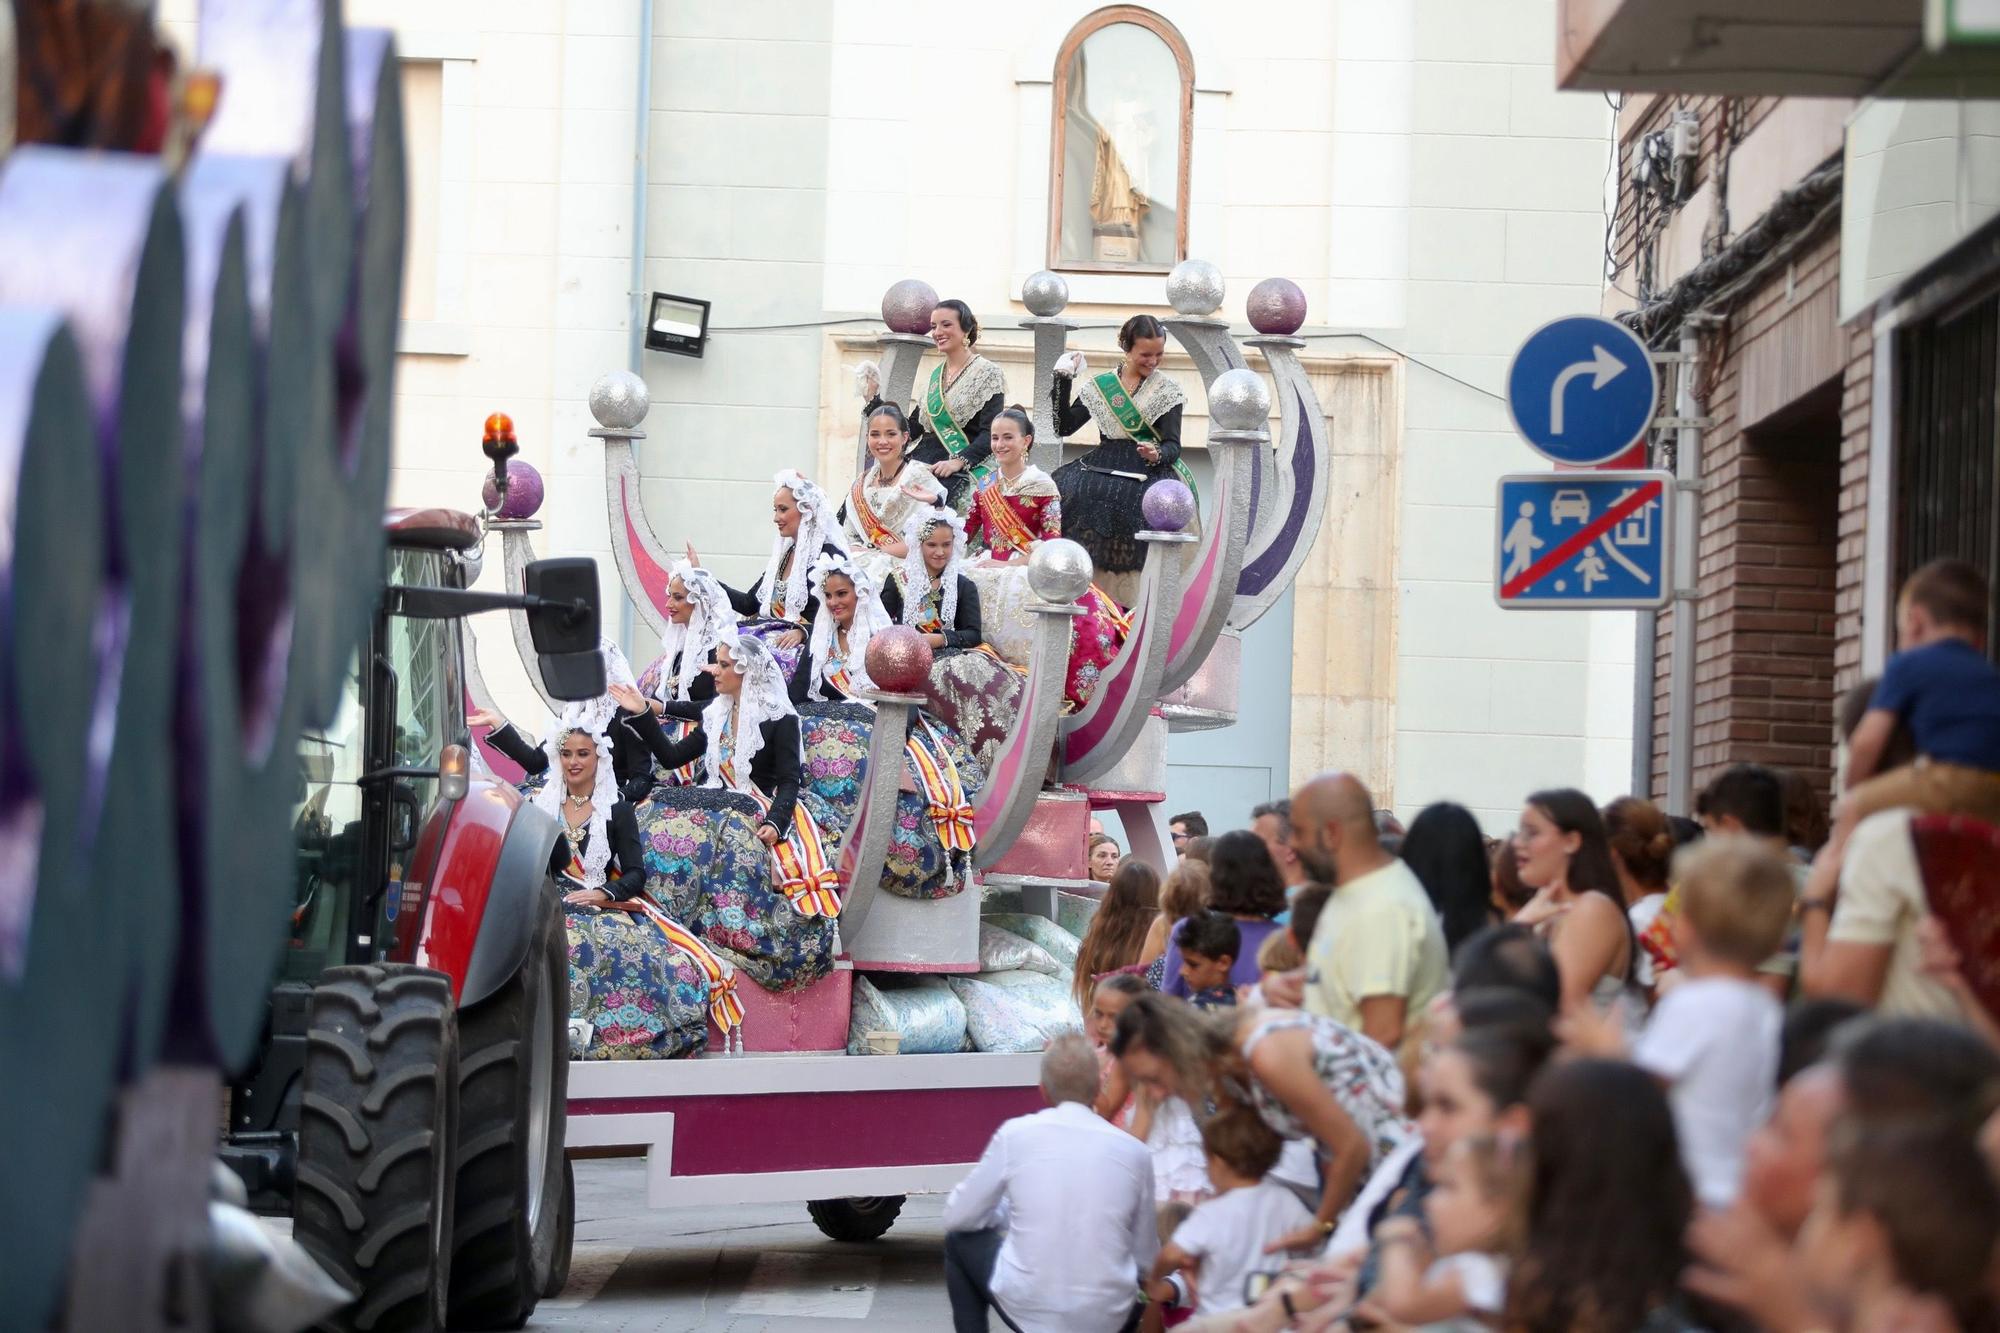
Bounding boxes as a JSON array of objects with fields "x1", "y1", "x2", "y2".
[{"x1": 1841, "y1": 558, "x2": 2000, "y2": 831}]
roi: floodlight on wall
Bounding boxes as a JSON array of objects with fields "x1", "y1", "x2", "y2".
[{"x1": 645, "y1": 291, "x2": 711, "y2": 357}]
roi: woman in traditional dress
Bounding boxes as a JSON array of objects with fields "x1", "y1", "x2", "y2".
[
  {"x1": 783, "y1": 552, "x2": 980, "y2": 893},
  {"x1": 1050, "y1": 313, "x2": 1195, "y2": 606},
  {"x1": 790, "y1": 551, "x2": 891, "y2": 705},
  {"x1": 836, "y1": 403, "x2": 945, "y2": 583},
  {"x1": 862, "y1": 298, "x2": 1006, "y2": 513},
  {"x1": 631, "y1": 637, "x2": 840, "y2": 992},
  {"x1": 471, "y1": 637, "x2": 667, "y2": 804},
  {"x1": 710, "y1": 470, "x2": 847, "y2": 657},
  {"x1": 634, "y1": 562, "x2": 739, "y2": 789},
  {"x1": 539, "y1": 691, "x2": 742, "y2": 1059},
  {"x1": 965, "y1": 407, "x2": 1127, "y2": 711},
  {"x1": 881, "y1": 509, "x2": 982, "y2": 653}
]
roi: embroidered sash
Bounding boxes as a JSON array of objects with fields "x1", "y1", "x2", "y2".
[
  {"x1": 1092, "y1": 370, "x2": 1200, "y2": 498},
  {"x1": 631, "y1": 896, "x2": 746, "y2": 1049},
  {"x1": 847, "y1": 474, "x2": 898, "y2": 549},
  {"x1": 906, "y1": 717, "x2": 975, "y2": 855},
  {"x1": 719, "y1": 757, "x2": 842, "y2": 917},
  {"x1": 973, "y1": 475, "x2": 1041, "y2": 556},
  {"x1": 974, "y1": 474, "x2": 1133, "y2": 634},
  {"x1": 658, "y1": 717, "x2": 702, "y2": 786},
  {"x1": 926, "y1": 364, "x2": 995, "y2": 486},
  {"x1": 826, "y1": 660, "x2": 854, "y2": 698}
]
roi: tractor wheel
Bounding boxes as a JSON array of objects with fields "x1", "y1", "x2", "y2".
[
  {"x1": 293, "y1": 965, "x2": 459, "y2": 1333},
  {"x1": 447, "y1": 878, "x2": 568, "y2": 1330},
  {"x1": 540, "y1": 1159, "x2": 575, "y2": 1300},
  {"x1": 806, "y1": 1196, "x2": 906, "y2": 1243}
]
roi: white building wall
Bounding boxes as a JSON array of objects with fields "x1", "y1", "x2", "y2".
[{"x1": 159, "y1": 0, "x2": 1631, "y2": 826}]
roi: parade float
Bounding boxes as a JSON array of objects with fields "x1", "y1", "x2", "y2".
[{"x1": 467, "y1": 263, "x2": 1334, "y2": 1240}]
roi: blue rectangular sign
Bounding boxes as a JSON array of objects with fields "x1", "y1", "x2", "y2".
[{"x1": 1494, "y1": 470, "x2": 1672, "y2": 610}]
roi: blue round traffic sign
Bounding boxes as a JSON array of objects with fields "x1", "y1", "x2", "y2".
[{"x1": 1506, "y1": 315, "x2": 1659, "y2": 466}]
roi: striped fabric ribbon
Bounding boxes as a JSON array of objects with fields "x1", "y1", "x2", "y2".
[
  {"x1": 631, "y1": 896, "x2": 746, "y2": 1053},
  {"x1": 658, "y1": 716, "x2": 703, "y2": 786},
  {"x1": 905, "y1": 716, "x2": 974, "y2": 854},
  {"x1": 720, "y1": 758, "x2": 843, "y2": 917}
]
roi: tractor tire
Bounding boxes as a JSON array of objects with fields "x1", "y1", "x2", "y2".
[
  {"x1": 806, "y1": 1196, "x2": 906, "y2": 1243},
  {"x1": 540, "y1": 1159, "x2": 575, "y2": 1300},
  {"x1": 447, "y1": 878, "x2": 568, "y2": 1330},
  {"x1": 293, "y1": 965, "x2": 459, "y2": 1333}
]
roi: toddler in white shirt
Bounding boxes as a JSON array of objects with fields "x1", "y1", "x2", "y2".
[
  {"x1": 1630, "y1": 839, "x2": 1793, "y2": 1208},
  {"x1": 1144, "y1": 1105, "x2": 1313, "y2": 1319}
]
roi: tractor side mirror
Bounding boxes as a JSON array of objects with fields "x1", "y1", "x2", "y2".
[{"x1": 525, "y1": 557, "x2": 605, "y2": 701}]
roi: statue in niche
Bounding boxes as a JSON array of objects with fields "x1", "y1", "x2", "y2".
[{"x1": 1088, "y1": 74, "x2": 1154, "y2": 262}]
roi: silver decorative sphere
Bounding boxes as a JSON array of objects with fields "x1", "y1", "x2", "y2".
[
  {"x1": 1246, "y1": 277, "x2": 1308, "y2": 335},
  {"x1": 1021, "y1": 269, "x2": 1070, "y2": 318},
  {"x1": 1142, "y1": 479, "x2": 1197, "y2": 533},
  {"x1": 589, "y1": 370, "x2": 650, "y2": 430},
  {"x1": 881, "y1": 278, "x2": 940, "y2": 334},
  {"x1": 1028, "y1": 538, "x2": 1094, "y2": 604},
  {"x1": 865, "y1": 625, "x2": 934, "y2": 694},
  {"x1": 1165, "y1": 258, "x2": 1225, "y2": 316},
  {"x1": 1208, "y1": 367, "x2": 1271, "y2": 432}
]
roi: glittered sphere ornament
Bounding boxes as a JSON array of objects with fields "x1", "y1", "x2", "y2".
[
  {"x1": 1021, "y1": 270, "x2": 1070, "y2": 318},
  {"x1": 1208, "y1": 367, "x2": 1272, "y2": 432},
  {"x1": 589, "y1": 369, "x2": 650, "y2": 431},
  {"x1": 1246, "y1": 277, "x2": 1308, "y2": 336},
  {"x1": 881, "y1": 278, "x2": 940, "y2": 335},
  {"x1": 1165, "y1": 258, "x2": 1225, "y2": 316},
  {"x1": 1027, "y1": 538, "x2": 1094, "y2": 604},
  {"x1": 865, "y1": 625, "x2": 934, "y2": 693},
  {"x1": 1141, "y1": 479, "x2": 1196, "y2": 533},
  {"x1": 482, "y1": 458, "x2": 545, "y2": 520}
]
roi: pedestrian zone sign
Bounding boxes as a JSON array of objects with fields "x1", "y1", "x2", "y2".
[{"x1": 1495, "y1": 470, "x2": 1672, "y2": 611}]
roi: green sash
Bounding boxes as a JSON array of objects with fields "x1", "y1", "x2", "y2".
[
  {"x1": 1092, "y1": 371, "x2": 1199, "y2": 499},
  {"x1": 925, "y1": 365, "x2": 995, "y2": 489}
]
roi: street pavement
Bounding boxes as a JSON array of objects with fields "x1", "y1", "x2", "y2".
[{"x1": 532, "y1": 1159, "x2": 964, "y2": 1331}]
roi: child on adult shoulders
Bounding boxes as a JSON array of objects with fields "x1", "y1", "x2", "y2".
[
  {"x1": 1144, "y1": 1105, "x2": 1314, "y2": 1323},
  {"x1": 1564, "y1": 838, "x2": 1792, "y2": 1208},
  {"x1": 1841, "y1": 557, "x2": 2000, "y2": 834},
  {"x1": 1178, "y1": 911, "x2": 1241, "y2": 1012}
]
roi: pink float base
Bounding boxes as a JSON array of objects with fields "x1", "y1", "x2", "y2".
[
  {"x1": 572, "y1": 1082, "x2": 1045, "y2": 1176},
  {"x1": 984, "y1": 790, "x2": 1093, "y2": 881},
  {"x1": 860, "y1": 959, "x2": 979, "y2": 974},
  {"x1": 709, "y1": 968, "x2": 852, "y2": 1054}
]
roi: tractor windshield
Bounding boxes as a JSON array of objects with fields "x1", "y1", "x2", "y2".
[{"x1": 288, "y1": 548, "x2": 465, "y2": 976}]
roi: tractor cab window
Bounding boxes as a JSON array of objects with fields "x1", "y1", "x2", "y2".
[{"x1": 288, "y1": 549, "x2": 465, "y2": 975}]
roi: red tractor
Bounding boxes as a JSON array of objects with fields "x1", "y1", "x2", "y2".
[{"x1": 220, "y1": 494, "x2": 597, "y2": 1331}]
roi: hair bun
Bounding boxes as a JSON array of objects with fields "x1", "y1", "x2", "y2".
[{"x1": 1649, "y1": 832, "x2": 1673, "y2": 858}]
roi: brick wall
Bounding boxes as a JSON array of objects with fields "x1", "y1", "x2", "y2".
[
  {"x1": 1646, "y1": 227, "x2": 1847, "y2": 804},
  {"x1": 1834, "y1": 321, "x2": 1874, "y2": 698}
]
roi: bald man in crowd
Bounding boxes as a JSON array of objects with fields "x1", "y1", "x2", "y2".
[{"x1": 1288, "y1": 772, "x2": 1448, "y2": 1056}]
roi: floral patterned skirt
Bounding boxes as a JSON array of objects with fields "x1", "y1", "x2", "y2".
[
  {"x1": 634, "y1": 785, "x2": 836, "y2": 992},
  {"x1": 960, "y1": 563, "x2": 1127, "y2": 712},
  {"x1": 925, "y1": 647, "x2": 1025, "y2": 774},
  {"x1": 564, "y1": 904, "x2": 710, "y2": 1059},
  {"x1": 798, "y1": 701, "x2": 985, "y2": 901}
]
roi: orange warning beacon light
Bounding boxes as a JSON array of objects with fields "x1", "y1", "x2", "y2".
[{"x1": 481, "y1": 412, "x2": 519, "y2": 491}]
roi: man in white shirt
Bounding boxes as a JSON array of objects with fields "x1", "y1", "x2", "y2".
[
  {"x1": 942, "y1": 1033, "x2": 1156, "y2": 1333},
  {"x1": 1288, "y1": 773, "x2": 1449, "y2": 1056}
]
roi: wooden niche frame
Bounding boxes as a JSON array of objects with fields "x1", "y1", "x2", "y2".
[{"x1": 1047, "y1": 5, "x2": 1194, "y2": 275}]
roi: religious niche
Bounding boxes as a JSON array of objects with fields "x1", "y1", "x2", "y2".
[{"x1": 1049, "y1": 8, "x2": 1193, "y2": 273}]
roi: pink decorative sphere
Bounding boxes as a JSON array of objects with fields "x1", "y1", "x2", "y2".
[
  {"x1": 1246, "y1": 277, "x2": 1308, "y2": 336},
  {"x1": 1141, "y1": 479, "x2": 1196, "y2": 533},
  {"x1": 866, "y1": 625, "x2": 934, "y2": 693},
  {"x1": 881, "y1": 278, "x2": 940, "y2": 334},
  {"x1": 481, "y1": 458, "x2": 544, "y2": 519}
]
